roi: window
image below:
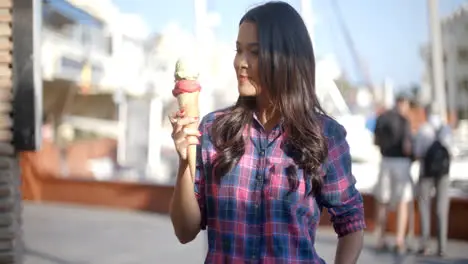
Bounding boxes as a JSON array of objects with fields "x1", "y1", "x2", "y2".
[
  {"x1": 60, "y1": 57, "x2": 83, "y2": 80},
  {"x1": 43, "y1": 9, "x2": 76, "y2": 36},
  {"x1": 61, "y1": 57, "x2": 81, "y2": 68},
  {"x1": 457, "y1": 47, "x2": 468, "y2": 63},
  {"x1": 78, "y1": 25, "x2": 110, "y2": 54},
  {"x1": 81, "y1": 27, "x2": 92, "y2": 46},
  {"x1": 92, "y1": 64, "x2": 104, "y2": 83},
  {"x1": 61, "y1": 57, "x2": 83, "y2": 71},
  {"x1": 458, "y1": 108, "x2": 468, "y2": 119},
  {"x1": 459, "y1": 79, "x2": 468, "y2": 92},
  {"x1": 105, "y1": 36, "x2": 113, "y2": 55}
]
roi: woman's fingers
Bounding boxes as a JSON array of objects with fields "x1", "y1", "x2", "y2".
[
  {"x1": 177, "y1": 116, "x2": 199, "y2": 127},
  {"x1": 175, "y1": 135, "x2": 200, "y2": 160},
  {"x1": 169, "y1": 109, "x2": 186, "y2": 126},
  {"x1": 176, "y1": 136, "x2": 200, "y2": 149},
  {"x1": 171, "y1": 118, "x2": 200, "y2": 136},
  {"x1": 183, "y1": 128, "x2": 202, "y2": 137},
  {"x1": 173, "y1": 128, "x2": 201, "y2": 142},
  {"x1": 169, "y1": 107, "x2": 200, "y2": 160},
  {"x1": 185, "y1": 136, "x2": 200, "y2": 146},
  {"x1": 168, "y1": 113, "x2": 178, "y2": 129},
  {"x1": 169, "y1": 112, "x2": 198, "y2": 128}
]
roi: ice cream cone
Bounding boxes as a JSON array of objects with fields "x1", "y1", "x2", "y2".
[
  {"x1": 177, "y1": 92, "x2": 200, "y2": 117},
  {"x1": 177, "y1": 91, "x2": 199, "y2": 180},
  {"x1": 172, "y1": 56, "x2": 201, "y2": 181}
]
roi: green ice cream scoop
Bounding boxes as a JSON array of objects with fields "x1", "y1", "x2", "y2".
[{"x1": 174, "y1": 57, "x2": 199, "y2": 81}]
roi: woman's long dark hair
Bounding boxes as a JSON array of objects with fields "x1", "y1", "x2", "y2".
[{"x1": 211, "y1": 1, "x2": 328, "y2": 197}]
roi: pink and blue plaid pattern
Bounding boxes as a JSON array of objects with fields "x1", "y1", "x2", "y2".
[{"x1": 195, "y1": 110, "x2": 366, "y2": 263}]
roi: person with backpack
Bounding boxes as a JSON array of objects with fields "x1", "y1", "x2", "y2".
[
  {"x1": 414, "y1": 104, "x2": 452, "y2": 257},
  {"x1": 373, "y1": 95, "x2": 414, "y2": 253}
]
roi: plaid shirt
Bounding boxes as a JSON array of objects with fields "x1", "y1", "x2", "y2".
[{"x1": 195, "y1": 110, "x2": 366, "y2": 263}]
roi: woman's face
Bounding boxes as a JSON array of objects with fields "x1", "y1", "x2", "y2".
[{"x1": 234, "y1": 22, "x2": 261, "y2": 96}]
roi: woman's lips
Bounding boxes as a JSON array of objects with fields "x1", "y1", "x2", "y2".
[{"x1": 238, "y1": 76, "x2": 249, "y2": 83}]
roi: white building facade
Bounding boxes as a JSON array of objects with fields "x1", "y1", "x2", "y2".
[
  {"x1": 41, "y1": 0, "x2": 112, "y2": 90},
  {"x1": 40, "y1": 0, "x2": 171, "y2": 181},
  {"x1": 421, "y1": 3, "x2": 468, "y2": 120}
]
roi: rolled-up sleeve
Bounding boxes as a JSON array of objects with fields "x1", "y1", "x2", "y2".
[
  {"x1": 318, "y1": 123, "x2": 366, "y2": 237},
  {"x1": 194, "y1": 118, "x2": 209, "y2": 230}
]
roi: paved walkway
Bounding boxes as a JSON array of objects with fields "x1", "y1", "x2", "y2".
[{"x1": 23, "y1": 202, "x2": 468, "y2": 264}]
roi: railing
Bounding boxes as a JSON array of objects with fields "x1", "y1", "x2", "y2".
[
  {"x1": 41, "y1": 27, "x2": 112, "y2": 89},
  {"x1": 61, "y1": 115, "x2": 119, "y2": 138},
  {"x1": 42, "y1": 26, "x2": 109, "y2": 55}
]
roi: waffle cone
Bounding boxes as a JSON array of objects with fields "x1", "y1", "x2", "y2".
[{"x1": 177, "y1": 92, "x2": 200, "y2": 180}]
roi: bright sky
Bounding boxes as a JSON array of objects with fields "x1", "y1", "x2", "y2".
[{"x1": 113, "y1": 0, "x2": 466, "y2": 87}]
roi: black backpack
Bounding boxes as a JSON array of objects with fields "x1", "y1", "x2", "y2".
[{"x1": 423, "y1": 128, "x2": 450, "y2": 178}]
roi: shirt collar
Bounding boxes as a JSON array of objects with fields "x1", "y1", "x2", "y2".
[{"x1": 251, "y1": 112, "x2": 285, "y2": 135}]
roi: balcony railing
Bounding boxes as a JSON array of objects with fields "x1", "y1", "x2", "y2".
[
  {"x1": 43, "y1": 26, "x2": 109, "y2": 56},
  {"x1": 41, "y1": 27, "x2": 111, "y2": 89}
]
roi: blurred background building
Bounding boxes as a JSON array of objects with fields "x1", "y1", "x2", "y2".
[
  {"x1": 38, "y1": 0, "x2": 228, "y2": 183},
  {"x1": 420, "y1": 3, "x2": 468, "y2": 120},
  {"x1": 420, "y1": 3, "x2": 468, "y2": 152},
  {"x1": 37, "y1": 0, "x2": 373, "y2": 185},
  {"x1": 41, "y1": 0, "x2": 161, "y2": 182},
  {"x1": 24, "y1": 0, "x2": 468, "y2": 191}
]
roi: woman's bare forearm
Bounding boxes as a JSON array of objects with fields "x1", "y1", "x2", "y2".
[
  {"x1": 335, "y1": 231, "x2": 363, "y2": 264},
  {"x1": 169, "y1": 160, "x2": 202, "y2": 244}
]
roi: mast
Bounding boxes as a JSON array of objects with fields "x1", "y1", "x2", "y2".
[
  {"x1": 300, "y1": 0, "x2": 350, "y2": 116},
  {"x1": 330, "y1": 0, "x2": 376, "y2": 104},
  {"x1": 427, "y1": 0, "x2": 447, "y2": 121}
]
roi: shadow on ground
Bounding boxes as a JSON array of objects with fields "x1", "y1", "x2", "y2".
[
  {"x1": 316, "y1": 230, "x2": 468, "y2": 264},
  {"x1": 26, "y1": 247, "x2": 87, "y2": 264},
  {"x1": 415, "y1": 258, "x2": 468, "y2": 264},
  {"x1": 24, "y1": 203, "x2": 468, "y2": 264}
]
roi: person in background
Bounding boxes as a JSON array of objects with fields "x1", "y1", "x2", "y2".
[
  {"x1": 365, "y1": 113, "x2": 377, "y2": 133},
  {"x1": 414, "y1": 104, "x2": 452, "y2": 257},
  {"x1": 373, "y1": 95, "x2": 414, "y2": 253}
]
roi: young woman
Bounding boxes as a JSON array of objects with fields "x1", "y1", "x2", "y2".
[{"x1": 169, "y1": 2, "x2": 365, "y2": 263}]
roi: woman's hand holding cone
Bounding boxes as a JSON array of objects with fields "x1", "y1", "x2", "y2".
[{"x1": 169, "y1": 109, "x2": 201, "y2": 160}]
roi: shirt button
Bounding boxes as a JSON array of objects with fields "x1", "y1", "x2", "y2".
[
  {"x1": 269, "y1": 165, "x2": 275, "y2": 173},
  {"x1": 256, "y1": 174, "x2": 262, "y2": 180},
  {"x1": 259, "y1": 149, "x2": 265, "y2": 156}
]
